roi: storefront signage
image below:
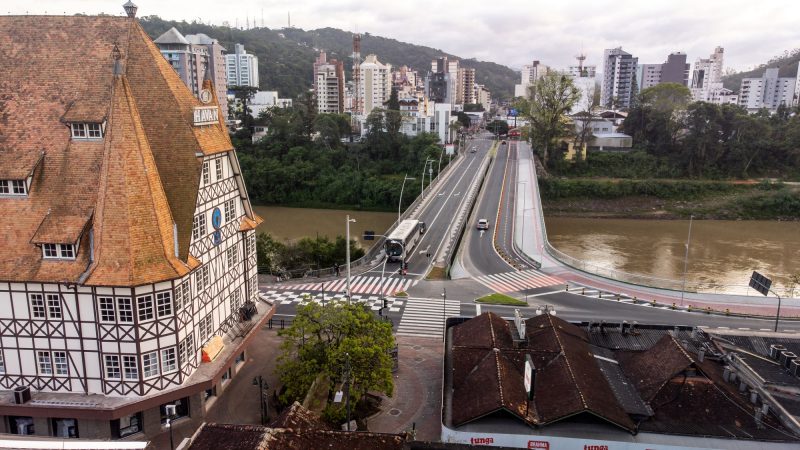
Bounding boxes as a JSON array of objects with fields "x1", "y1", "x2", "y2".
[{"x1": 193, "y1": 106, "x2": 219, "y2": 126}]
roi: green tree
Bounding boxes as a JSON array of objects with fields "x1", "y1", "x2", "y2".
[
  {"x1": 486, "y1": 119, "x2": 509, "y2": 136},
  {"x1": 229, "y1": 85, "x2": 259, "y2": 126},
  {"x1": 276, "y1": 301, "x2": 395, "y2": 405},
  {"x1": 520, "y1": 73, "x2": 580, "y2": 167},
  {"x1": 456, "y1": 111, "x2": 472, "y2": 129}
]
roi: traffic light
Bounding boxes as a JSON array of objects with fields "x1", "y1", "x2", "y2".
[{"x1": 383, "y1": 298, "x2": 388, "y2": 309}]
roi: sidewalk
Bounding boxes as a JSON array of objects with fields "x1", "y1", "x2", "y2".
[
  {"x1": 366, "y1": 335, "x2": 443, "y2": 441},
  {"x1": 515, "y1": 145, "x2": 800, "y2": 318}
]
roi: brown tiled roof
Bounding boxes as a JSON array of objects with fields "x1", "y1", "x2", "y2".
[
  {"x1": 30, "y1": 212, "x2": 91, "y2": 245},
  {"x1": 617, "y1": 334, "x2": 694, "y2": 402},
  {"x1": 269, "y1": 401, "x2": 330, "y2": 431},
  {"x1": 189, "y1": 421, "x2": 406, "y2": 450},
  {"x1": 451, "y1": 311, "x2": 514, "y2": 349},
  {"x1": 0, "y1": 15, "x2": 246, "y2": 285},
  {"x1": 525, "y1": 314, "x2": 635, "y2": 431}
]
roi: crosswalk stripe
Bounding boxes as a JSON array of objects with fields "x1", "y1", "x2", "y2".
[{"x1": 475, "y1": 269, "x2": 563, "y2": 294}]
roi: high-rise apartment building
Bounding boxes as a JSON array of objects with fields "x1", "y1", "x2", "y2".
[
  {"x1": 226, "y1": 43, "x2": 259, "y2": 88},
  {"x1": 426, "y1": 57, "x2": 456, "y2": 107},
  {"x1": 476, "y1": 84, "x2": 492, "y2": 111},
  {"x1": 313, "y1": 52, "x2": 345, "y2": 114},
  {"x1": 514, "y1": 60, "x2": 550, "y2": 98},
  {"x1": 690, "y1": 47, "x2": 725, "y2": 103},
  {"x1": 154, "y1": 27, "x2": 228, "y2": 119},
  {"x1": 0, "y1": 7, "x2": 266, "y2": 442},
  {"x1": 739, "y1": 66, "x2": 800, "y2": 113},
  {"x1": 601, "y1": 47, "x2": 638, "y2": 109},
  {"x1": 568, "y1": 56, "x2": 599, "y2": 114},
  {"x1": 359, "y1": 54, "x2": 392, "y2": 115},
  {"x1": 457, "y1": 68, "x2": 476, "y2": 105}
]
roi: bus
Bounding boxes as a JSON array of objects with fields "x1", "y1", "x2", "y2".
[{"x1": 384, "y1": 219, "x2": 423, "y2": 262}]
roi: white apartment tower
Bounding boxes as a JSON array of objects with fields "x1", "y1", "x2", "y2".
[
  {"x1": 690, "y1": 47, "x2": 725, "y2": 103},
  {"x1": 359, "y1": 54, "x2": 392, "y2": 115},
  {"x1": 601, "y1": 47, "x2": 638, "y2": 109},
  {"x1": 226, "y1": 43, "x2": 259, "y2": 88},
  {"x1": 514, "y1": 60, "x2": 550, "y2": 98},
  {"x1": 739, "y1": 66, "x2": 800, "y2": 113},
  {"x1": 314, "y1": 52, "x2": 345, "y2": 114}
]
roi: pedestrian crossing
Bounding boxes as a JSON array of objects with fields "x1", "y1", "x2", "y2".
[
  {"x1": 475, "y1": 269, "x2": 563, "y2": 293},
  {"x1": 396, "y1": 297, "x2": 461, "y2": 339},
  {"x1": 260, "y1": 290, "x2": 404, "y2": 312},
  {"x1": 276, "y1": 275, "x2": 417, "y2": 297}
]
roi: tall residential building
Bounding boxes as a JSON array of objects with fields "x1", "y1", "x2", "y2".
[
  {"x1": 313, "y1": 52, "x2": 345, "y2": 114},
  {"x1": 426, "y1": 57, "x2": 456, "y2": 107},
  {"x1": 601, "y1": 47, "x2": 638, "y2": 109},
  {"x1": 226, "y1": 43, "x2": 259, "y2": 88},
  {"x1": 457, "y1": 67, "x2": 476, "y2": 105},
  {"x1": 154, "y1": 27, "x2": 228, "y2": 119},
  {"x1": 636, "y1": 53, "x2": 690, "y2": 93},
  {"x1": 568, "y1": 55, "x2": 599, "y2": 114},
  {"x1": 690, "y1": 47, "x2": 725, "y2": 103},
  {"x1": 514, "y1": 60, "x2": 550, "y2": 97},
  {"x1": 476, "y1": 84, "x2": 492, "y2": 111},
  {"x1": 359, "y1": 54, "x2": 392, "y2": 115},
  {"x1": 0, "y1": 8, "x2": 265, "y2": 442},
  {"x1": 739, "y1": 66, "x2": 799, "y2": 113}
]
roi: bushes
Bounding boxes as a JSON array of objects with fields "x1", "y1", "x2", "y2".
[
  {"x1": 728, "y1": 189, "x2": 800, "y2": 219},
  {"x1": 539, "y1": 178, "x2": 737, "y2": 200}
]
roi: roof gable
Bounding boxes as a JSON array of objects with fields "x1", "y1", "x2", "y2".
[{"x1": 617, "y1": 334, "x2": 695, "y2": 402}]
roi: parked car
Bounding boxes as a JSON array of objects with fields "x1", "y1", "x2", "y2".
[{"x1": 476, "y1": 219, "x2": 489, "y2": 230}]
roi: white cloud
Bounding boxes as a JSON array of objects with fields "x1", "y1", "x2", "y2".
[{"x1": 9, "y1": 0, "x2": 800, "y2": 72}]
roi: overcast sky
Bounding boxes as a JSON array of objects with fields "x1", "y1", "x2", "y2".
[{"x1": 11, "y1": 0, "x2": 800, "y2": 73}]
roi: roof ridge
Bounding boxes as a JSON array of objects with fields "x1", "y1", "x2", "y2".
[{"x1": 547, "y1": 314, "x2": 589, "y2": 409}]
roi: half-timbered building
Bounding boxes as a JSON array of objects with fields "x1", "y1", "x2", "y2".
[{"x1": 0, "y1": 2, "x2": 269, "y2": 440}]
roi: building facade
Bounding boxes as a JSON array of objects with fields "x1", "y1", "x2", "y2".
[
  {"x1": 601, "y1": 47, "x2": 638, "y2": 109},
  {"x1": 313, "y1": 52, "x2": 345, "y2": 114},
  {"x1": 0, "y1": 9, "x2": 267, "y2": 442},
  {"x1": 691, "y1": 46, "x2": 726, "y2": 103},
  {"x1": 514, "y1": 60, "x2": 550, "y2": 98},
  {"x1": 359, "y1": 54, "x2": 392, "y2": 116},
  {"x1": 456, "y1": 67, "x2": 476, "y2": 105},
  {"x1": 739, "y1": 66, "x2": 799, "y2": 113},
  {"x1": 154, "y1": 27, "x2": 228, "y2": 119},
  {"x1": 225, "y1": 43, "x2": 259, "y2": 88}
]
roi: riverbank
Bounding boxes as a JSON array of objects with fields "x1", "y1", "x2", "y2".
[{"x1": 540, "y1": 178, "x2": 800, "y2": 220}]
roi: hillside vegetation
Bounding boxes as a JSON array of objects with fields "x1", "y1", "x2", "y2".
[
  {"x1": 139, "y1": 17, "x2": 517, "y2": 99},
  {"x1": 722, "y1": 48, "x2": 800, "y2": 92}
]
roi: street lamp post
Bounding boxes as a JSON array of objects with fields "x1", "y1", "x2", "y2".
[
  {"x1": 252, "y1": 375, "x2": 269, "y2": 425},
  {"x1": 398, "y1": 175, "x2": 416, "y2": 223},
  {"x1": 421, "y1": 159, "x2": 434, "y2": 198},
  {"x1": 346, "y1": 215, "x2": 356, "y2": 303},
  {"x1": 165, "y1": 404, "x2": 177, "y2": 450},
  {"x1": 680, "y1": 215, "x2": 694, "y2": 307},
  {"x1": 441, "y1": 288, "x2": 447, "y2": 342}
]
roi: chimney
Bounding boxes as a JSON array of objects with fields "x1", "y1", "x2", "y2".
[
  {"x1": 122, "y1": 1, "x2": 138, "y2": 18},
  {"x1": 698, "y1": 348, "x2": 705, "y2": 362},
  {"x1": 779, "y1": 351, "x2": 797, "y2": 369},
  {"x1": 769, "y1": 344, "x2": 786, "y2": 360}
]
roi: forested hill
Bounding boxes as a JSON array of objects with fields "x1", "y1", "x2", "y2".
[
  {"x1": 722, "y1": 48, "x2": 800, "y2": 92},
  {"x1": 138, "y1": 16, "x2": 517, "y2": 100}
]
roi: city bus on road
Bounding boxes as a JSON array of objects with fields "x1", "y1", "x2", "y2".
[{"x1": 385, "y1": 219, "x2": 423, "y2": 262}]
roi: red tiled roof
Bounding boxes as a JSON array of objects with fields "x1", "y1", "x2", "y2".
[
  {"x1": 0, "y1": 15, "x2": 246, "y2": 285},
  {"x1": 30, "y1": 212, "x2": 91, "y2": 245}
]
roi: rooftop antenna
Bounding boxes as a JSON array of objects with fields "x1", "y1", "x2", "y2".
[
  {"x1": 261, "y1": 8, "x2": 264, "y2": 28},
  {"x1": 575, "y1": 53, "x2": 587, "y2": 74},
  {"x1": 288, "y1": 11, "x2": 291, "y2": 28}
]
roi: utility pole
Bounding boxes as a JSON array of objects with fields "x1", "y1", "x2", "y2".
[
  {"x1": 441, "y1": 288, "x2": 447, "y2": 342},
  {"x1": 680, "y1": 215, "x2": 694, "y2": 306},
  {"x1": 344, "y1": 353, "x2": 352, "y2": 431},
  {"x1": 346, "y1": 215, "x2": 356, "y2": 303}
]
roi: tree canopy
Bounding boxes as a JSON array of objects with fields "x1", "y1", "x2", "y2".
[{"x1": 276, "y1": 301, "x2": 395, "y2": 408}]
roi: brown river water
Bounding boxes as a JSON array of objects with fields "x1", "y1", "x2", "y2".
[{"x1": 253, "y1": 206, "x2": 799, "y2": 296}]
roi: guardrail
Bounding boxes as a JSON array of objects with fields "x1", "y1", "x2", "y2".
[
  {"x1": 260, "y1": 149, "x2": 463, "y2": 279},
  {"x1": 527, "y1": 156, "x2": 789, "y2": 297}
]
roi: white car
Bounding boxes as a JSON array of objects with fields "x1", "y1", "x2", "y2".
[{"x1": 476, "y1": 219, "x2": 489, "y2": 230}]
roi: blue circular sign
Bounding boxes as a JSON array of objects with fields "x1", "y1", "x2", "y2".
[{"x1": 211, "y1": 207, "x2": 222, "y2": 229}]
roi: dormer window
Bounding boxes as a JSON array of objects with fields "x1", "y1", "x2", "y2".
[
  {"x1": 0, "y1": 180, "x2": 26, "y2": 195},
  {"x1": 70, "y1": 122, "x2": 104, "y2": 139},
  {"x1": 42, "y1": 243, "x2": 76, "y2": 260}
]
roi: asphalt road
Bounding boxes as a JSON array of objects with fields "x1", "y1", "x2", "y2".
[
  {"x1": 458, "y1": 139, "x2": 515, "y2": 276},
  {"x1": 362, "y1": 135, "x2": 495, "y2": 280}
]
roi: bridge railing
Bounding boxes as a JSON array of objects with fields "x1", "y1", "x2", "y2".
[
  {"x1": 260, "y1": 149, "x2": 461, "y2": 280},
  {"x1": 528, "y1": 155, "x2": 752, "y2": 295}
]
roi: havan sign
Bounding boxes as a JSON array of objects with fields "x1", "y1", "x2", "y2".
[{"x1": 193, "y1": 106, "x2": 219, "y2": 126}]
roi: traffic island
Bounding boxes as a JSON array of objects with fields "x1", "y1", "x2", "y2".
[
  {"x1": 426, "y1": 265, "x2": 448, "y2": 280},
  {"x1": 476, "y1": 293, "x2": 528, "y2": 306}
]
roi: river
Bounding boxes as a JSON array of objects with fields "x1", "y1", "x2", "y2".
[
  {"x1": 545, "y1": 217, "x2": 800, "y2": 296},
  {"x1": 252, "y1": 206, "x2": 799, "y2": 296},
  {"x1": 252, "y1": 205, "x2": 396, "y2": 250}
]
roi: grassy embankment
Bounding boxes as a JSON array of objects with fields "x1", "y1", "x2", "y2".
[{"x1": 540, "y1": 178, "x2": 800, "y2": 220}]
